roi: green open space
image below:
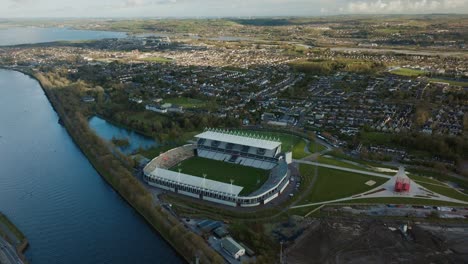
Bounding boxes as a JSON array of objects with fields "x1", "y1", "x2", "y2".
[
  {"x1": 297, "y1": 165, "x2": 387, "y2": 205},
  {"x1": 407, "y1": 174, "x2": 444, "y2": 185},
  {"x1": 309, "y1": 140, "x2": 327, "y2": 153},
  {"x1": 407, "y1": 168, "x2": 468, "y2": 195},
  {"x1": 317, "y1": 156, "x2": 368, "y2": 170},
  {"x1": 163, "y1": 97, "x2": 211, "y2": 108},
  {"x1": 293, "y1": 140, "x2": 328, "y2": 159},
  {"x1": 340, "y1": 197, "x2": 466, "y2": 207},
  {"x1": 291, "y1": 140, "x2": 308, "y2": 159},
  {"x1": 428, "y1": 78, "x2": 468, "y2": 87},
  {"x1": 417, "y1": 182, "x2": 468, "y2": 203},
  {"x1": 170, "y1": 156, "x2": 269, "y2": 196},
  {"x1": 359, "y1": 131, "x2": 397, "y2": 146},
  {"x1": 390, "y1": 68, "x2": 427, "y2": 77}
]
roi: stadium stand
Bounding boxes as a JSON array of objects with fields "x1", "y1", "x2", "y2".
[{"x1": 143, "y1": 129, "x2": 290, "y2": 207}]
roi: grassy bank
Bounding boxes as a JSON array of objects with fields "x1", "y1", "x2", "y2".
[{"x1": 0, "y1": 212, "x2": 29, "y2": 263}]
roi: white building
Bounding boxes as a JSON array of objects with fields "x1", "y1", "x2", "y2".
[{"x1": 221, "y1": 237, "x2": 245, "y2": 259}]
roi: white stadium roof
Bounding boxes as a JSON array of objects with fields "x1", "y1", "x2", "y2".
[
  {"x1": 149, "y1": 167, "x2": 244, "y2": 196},
  {"x1": 195, "y1": 130, "x2": 281, "y2": 150}
]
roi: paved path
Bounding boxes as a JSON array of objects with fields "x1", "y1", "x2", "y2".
[{"x1": 293, "y1": 159, "x2": 392, "y2": 179}]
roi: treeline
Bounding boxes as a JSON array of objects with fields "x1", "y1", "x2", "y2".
[
  {"x1": 291, "y1": 59, "x2": 384, "y2": 75},
  {"x1": 393, "y1": 132, "x2": 468, "y2": 161},
  {"x1": 102, "y1": 109, "x2": 241, "y2": 142},
  {"x1": 36, "y1": 72, "x2": 224, "y2": 264},
  {"x1": 358, "y1": 130, "x2": 468, "y2": 165}
]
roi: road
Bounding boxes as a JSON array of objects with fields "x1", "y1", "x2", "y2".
[
  {"x1": 0, "y1": 236, "x2": 23, "y2": 264},
  {"x1": 330, "y1": 47, "x2": 468, "y2": 57}
]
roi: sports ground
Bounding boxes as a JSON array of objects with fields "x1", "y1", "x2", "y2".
[{"x1": 170, "y1": 156, "x2": 269, "y2": 195}]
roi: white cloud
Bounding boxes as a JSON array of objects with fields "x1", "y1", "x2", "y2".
[
  {"x1": 345, "y1": 0, "x2": 467, "y2": 13},
  {"x1": 121, "y1": 0, "x2": 176, "y2": 8}
]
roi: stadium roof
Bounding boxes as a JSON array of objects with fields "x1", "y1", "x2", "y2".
[
  {"x1": 148, "y1": 167, "x2": 243, "y2": 196},
  {"x1": 195, "y1": 129, "x2": 281, "y2": 150}
]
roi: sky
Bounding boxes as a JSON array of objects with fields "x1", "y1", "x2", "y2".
[{"x1": 1, "y1": 0, "x2": 467, "y2": 18}]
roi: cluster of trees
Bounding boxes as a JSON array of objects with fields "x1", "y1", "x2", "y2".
[
  {"x1": 103, "y1": 109, "x2": 240, "y2": 142},
  {"x1": 36, "y1": 72, "x2": 224, "y2": 264},
  {"x1": 291, "y1": 58, "x2": 385, "y2": 75},
  {"x1": 357, "y1": 129, "x2": 467, "y2": 167},
  {"x1": 393, "y1": 132, "x2": 468, "y2": 162}
]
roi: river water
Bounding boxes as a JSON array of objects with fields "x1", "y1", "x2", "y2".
[
  {"x1": 0, "y1": 69, "x2": 182, "y2": 263},
  {"x1": 0, "y1": 27, "x2": 126, "y2": 46}
]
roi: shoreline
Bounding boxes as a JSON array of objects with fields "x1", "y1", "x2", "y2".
[
  {"x1": 0, "y1": 212, "x2": 29, "y2": 264},
  {"x1": 2, "y1": 67, "x2": 222, "y2": 263}
]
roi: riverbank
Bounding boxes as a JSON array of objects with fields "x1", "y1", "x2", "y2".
[
  {"x1": 19, "y1": 69, "x2": 223, "y2": 263},
  {"x1": 0, "y1": 212, "x2": 29, "y2": 263}
]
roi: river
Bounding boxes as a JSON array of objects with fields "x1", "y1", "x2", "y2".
[
  {"x1": 0, "y1": 69, "x2": 183, "y2": 263},
  {"x1": 0, "y1": 27, "x2": 126, "y2": 46}
]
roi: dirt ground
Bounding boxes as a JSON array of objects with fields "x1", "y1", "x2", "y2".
[{"x1": 284, "y1": 218, "x2": 468, "y2": 264}]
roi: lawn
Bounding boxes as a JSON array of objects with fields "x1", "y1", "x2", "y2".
[
  {"x1": 170, "y1": 156, "x2": 269, "y2": 196},
  {"x1": 291, "y1": 140, "x2": 314, "y2": 159},
  {"x1": 309, "y1": 140, "x2": 327, "y2": 153},
  {"x1": 390, "y1": 68, "x2": 427, "y2": 77},
  {"x1": 407, "y1": 168, "x2": 468, "y2": 194},
  {"x1": 317, "y1": 156, "x2": 367, "y2": 171},
  {"x1": 297, "y1": 165, "x2": 387, "y2": 204},
  {"x1": 341, "y1": 197, "x2": 466, "y2": 207},
  {"x1": 428, "y1": 78, "x2": 468, "y2": 87},
  {"x1": 417, "y1": 182, "x2": 468, "y2": 203},
  {"x1": 163, "y1": 97, "x2": 209, "y2": 108},
  {"x1": 407, "y1": 174, "x2": 444, "y2": 185},
  {"x1": 359, "y1": 131, "x2": 397, "y2": 146}
]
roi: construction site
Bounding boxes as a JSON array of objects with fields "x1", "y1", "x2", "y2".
[{"x1": 284, "y1": 218, "x2": 468, "y2": 264}]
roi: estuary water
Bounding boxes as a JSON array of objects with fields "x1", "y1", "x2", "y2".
[
  {"x1": 0, "y1": 69, "x2": 183, "y2": 263},
  {"x1": 0, "y1": 27, "x2": 126, "y2": 46}
]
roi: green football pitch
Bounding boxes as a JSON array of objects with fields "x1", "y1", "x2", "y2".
[{"x1": 170, "y1": 156, "x2": 269, "y2": 196}]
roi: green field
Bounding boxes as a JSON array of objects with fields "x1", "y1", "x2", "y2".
[
  {"x1": 428, "y1": 78, "x2": 468, "y2": 87},
  {"x1": 292, "y1": 140, "x2": 307, "y2": 159},
  {"x1": 359, "y1": 131, "x2": 397, "y2": 146},
  {"x1": 390, "y1": 68, "x2": 427, "y2": 77},
  {"x1": 342, "y1": 197, "x2": 466, "y2": 207},
  {"x1": 417, "y1": 182, "x2": 468, "y2": 203},
  {"x1": 170, "y1": 156, "x2": 269, "y2": 195},
  {"x1": 292, "y1": 140, "x2": 327, "y2": 159},
  {"x1": 407, "y1": 168, "x2": 468, "y2": 195},
  {"x1": 163, "y1": 97, "x2": 209, "y2": 108},
  {"x1": 317, "y1": 156, "x2": 367, "y2": 171},
  {"x1": 297, "y1": 165, "x2": 387, "y2": 204},
  {"x1": 407, "y1": 174, "x2": 444, "y2": 185}
]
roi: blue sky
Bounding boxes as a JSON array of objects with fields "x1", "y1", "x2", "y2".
[{"x1": 1, "y1": 0, "x2": 467, "y2": 18}]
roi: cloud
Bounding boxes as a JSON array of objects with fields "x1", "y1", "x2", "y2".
[
  {"x1": 344, "y1": 0, "x2": 467, "y2": 13},
  {"x1": 122, "y1": 0, "x2": 176, "y2": 8}
]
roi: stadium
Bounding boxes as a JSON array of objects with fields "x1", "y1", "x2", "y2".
[{"x1": 143, "y1": 128, "x2": 291, "y2": 207}]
